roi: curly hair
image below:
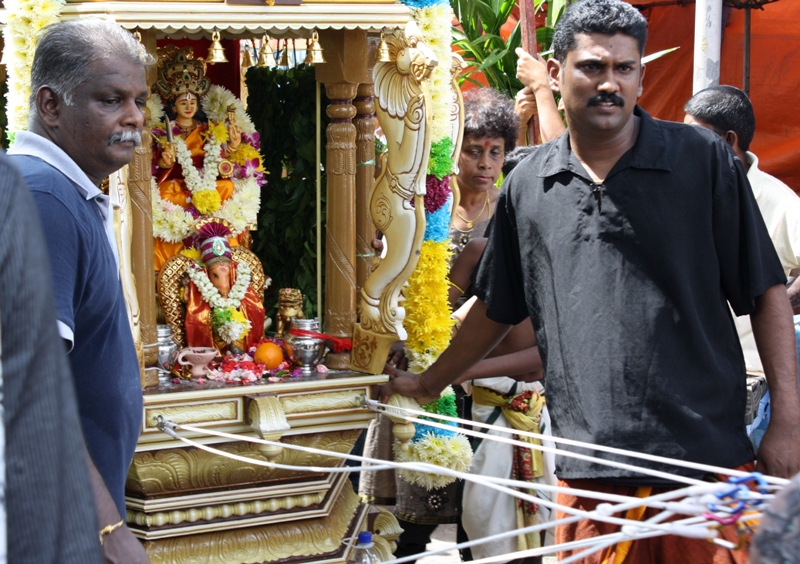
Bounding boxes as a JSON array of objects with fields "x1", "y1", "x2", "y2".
[
  {"x1": 553, "y1": 0, "x2": 647, "y2": 63},
  {"x1": 462, "y1": 88, "x2": 519, "y2": 154}
]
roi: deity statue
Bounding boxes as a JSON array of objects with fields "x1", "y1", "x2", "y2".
[
  {"x1": 158, "y1": 219, "x2": 270, "y2": 355},
  {"x1": 149, "y1": 45, "x2": 266, "y2": 271}
]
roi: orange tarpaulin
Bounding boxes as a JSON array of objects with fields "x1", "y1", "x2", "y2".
[{"x1": 637, "y1": 1, "x2": 800, "y2": 191}]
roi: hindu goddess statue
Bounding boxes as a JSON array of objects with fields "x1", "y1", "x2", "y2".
[
  {"x1": 149, "y1": 45, "x2": 265, "y2": 271},
  {"x1": 180, "y1": 219, "x2": 267, "y2": 354}
]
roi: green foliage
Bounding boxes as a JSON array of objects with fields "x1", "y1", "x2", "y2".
[
  {"x1": 245, "y1": 64, "x2": 326, "y2": 321},
  {"x1": 450, "y1": 0, "x2": 561, "y2": 97}
]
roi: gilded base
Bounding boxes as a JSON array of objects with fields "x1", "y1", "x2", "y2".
[{"x1": 143, "y1": 484, "x2": 366, "y2": 564}]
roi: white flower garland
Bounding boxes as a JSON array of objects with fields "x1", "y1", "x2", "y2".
[
  {"x1": 187, "y1": 261, "x2": 253, "y2": 344},
  {"x1": 3, "y1": 0, "x2": 64, "y2": 136},
  {"x1": 187, "y1": 260, "x2": 251, "y2": 310},
  {"x1": 174, "y1": 135, "x2": 223, "y2": 194}
]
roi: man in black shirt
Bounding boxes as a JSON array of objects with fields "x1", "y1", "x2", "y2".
[{"x1": 382, "y1": 0, "x2": 800, "y2": 560}]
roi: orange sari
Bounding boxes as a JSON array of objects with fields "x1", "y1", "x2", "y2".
[{"x1": 153, "y1": 124, "x2": 237, "y2": 271}]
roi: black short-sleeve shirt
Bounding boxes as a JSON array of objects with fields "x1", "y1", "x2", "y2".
[{"x1": 473, "y1": 107, "x2": 785, "y2": 481}]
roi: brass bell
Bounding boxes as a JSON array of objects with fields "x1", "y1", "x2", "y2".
[
  {"x1": 241, "y1": 40, "x2": 255, "y2": 68},
  {"x1": 279, "y1": 39, "x2": 290, "y2": 67},
  {"x1": 207, "y1": 30, "x2": 228, "y2": 65},
  {"x1": 304, "y1": 31, "x2": 325, "y2": 65},
  {"x1": 377, "y1": 31, "x2": 392, "y2": 63},
  {"x1": 257, "y1": 35, "x2": 276, "y2": 68}
]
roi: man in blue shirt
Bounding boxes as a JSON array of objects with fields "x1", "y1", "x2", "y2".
[{"x1": 8, "y1": 19, "x2": 150, "y2": 562}]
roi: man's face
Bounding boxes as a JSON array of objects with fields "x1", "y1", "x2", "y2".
[
  {"x1": 549, "y1": 33, "x2": 644, "y2": 136},
  {"x1": 173, "y1": 96, "x2": 198, "y2": 121},
  {"x1": 457, "y1": 134, "x2": 506, "y2": 193},
  {"x1": 56, "y1": 56, "x2": 147, "y2": 186}
]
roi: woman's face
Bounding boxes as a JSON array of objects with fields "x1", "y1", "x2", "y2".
[
  {"x1": 173, "y1": 95, "x2": 198, "y2": 120},
  {"x1": 457, "y1": 134, "x2": 505, "y2": 193}
]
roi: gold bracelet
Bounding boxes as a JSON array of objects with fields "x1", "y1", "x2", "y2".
[
  {"x1": 449, "y1": 279, "x2": 465, "y2": 295},
  {"x1": 99, "y1": 520, "x2": 125, "y2": 545},
  {"x1": 418, "y1": 374, "x2": 438, "y2": 398}
]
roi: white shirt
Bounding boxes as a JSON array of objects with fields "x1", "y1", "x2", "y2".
[{"x1": 735, "y1": 152, "x2": 800, "y2": 374}]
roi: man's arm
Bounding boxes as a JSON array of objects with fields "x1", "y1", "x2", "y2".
[
  {"x1": 786, "y1": 269, "x2": 800, "y2": 309},
  {"x1": 380, "y1": 298, "x2": 511, "y2": 402},
  {"x1": 750, "y1": 283, "x2": 800, "y2": 478},
  {"x1": 515, "y1": 48, "x2": 565, "y2": 144},
  {"x1": 86, "y1": 451, "x2": 150, "y2": 563}
]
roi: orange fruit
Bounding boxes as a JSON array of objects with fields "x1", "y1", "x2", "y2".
[{"x1": 254, "y1": 342, "x2": 284, "y2": 370}]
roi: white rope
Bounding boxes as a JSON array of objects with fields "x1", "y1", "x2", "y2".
[
  {"x1": 367, "y1": 399, "x2": 790, "y2": 486},
  {"x1": 157, "y1": 418, "x2": 772, "y2": 562}
]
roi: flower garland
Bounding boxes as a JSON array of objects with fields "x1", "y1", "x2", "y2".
[
  {"x1": 392, "y1": 0, "x2": 472, "y2": 488},
  {"x1": 2, "y1": 0, "x2": 65, "y2": 141},
  {"x1": 187, "y1": 260, "x2": 253, "y2": 344},
  {"x1": 149, "y1": 85, "x2": 265, "y2": 243}
]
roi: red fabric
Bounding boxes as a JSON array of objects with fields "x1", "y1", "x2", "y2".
[
  {"x1": 184, "y1": 260, "x2": 265, "y2": 352},
  {"x1": 288, "y1": 328, "x2": 352, "y2": 353},
  {"x1": 554, "y1": 463, "x2": 755, "y2": 564},
  {"x1": 637, "y1": 1, "x2": 800, "y2": 192}
]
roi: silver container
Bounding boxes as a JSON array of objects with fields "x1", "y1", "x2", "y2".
[
  {"x1": 156, "y1": 324, "x2": 179, "y2": 379},
  {"x1": 284, "y1": 318, "x2": 326, "y2": 374}
]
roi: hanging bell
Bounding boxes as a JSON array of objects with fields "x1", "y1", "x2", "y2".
[
  {"x1": 207, "y1": 30, "x2": 228, "y2": 65},
  {"x1": 241, "y1": 40, "x2": 255, "y2": 69},
  {"x1": 279, "y1": 39, "x2": 290, "y2": 66},
  {"x1": 304, "y1": 31, "x2": 326, "y2": 65},
  {"x1": 257, "y1": 35, "x2": 276, "y2": 68},
  {"x1": 377, "y1": 31, "x2": 392, "y2": 63}
]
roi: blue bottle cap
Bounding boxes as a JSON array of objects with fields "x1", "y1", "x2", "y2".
[{"x1": 357, "y1": 531, "x2": 372, "y2": 545}]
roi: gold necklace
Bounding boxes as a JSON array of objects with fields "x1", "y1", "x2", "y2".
[{"x1": 455, "y1": 192, "x2": 489, "y2": 230}]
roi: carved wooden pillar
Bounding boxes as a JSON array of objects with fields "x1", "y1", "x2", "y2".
[
  {"x1": 131, "y1": 29, "x2": 159, "y2": 388},
  {"x1": 322, "y1": 82, "x2": 358, "y2": 369},
  {"x1": 316, "y1": 29, "x2": 368, "y2": 369},
  {"x1": 353, "y1": 41, "x2": 377, "y2": 300}
]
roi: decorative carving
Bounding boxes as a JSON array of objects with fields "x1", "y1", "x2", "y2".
[
  {"x1": 248, "y1": 395, "x2": 290, "y2": 459},
  {"x1": 142, "y1": 485, "x2": 364, "y2": 563},
  {"x1": 280, "y1": 389, "x2": 365, "y2": 415},
  {"x1": 448, "y1": 53, "x2": 467, "y2": 224},
  {"x1": 157, "y1": 246, "x2": 268, "y2": 348},
  {"x1": 351, "y1": 22, "x2": 438, "y2": 374},
  {"x1": 385, "y1": 393, "x2": 420, "y2": 451},
  {"x1": 145, "y1": 400, "x2": 241, "y2": 430},
  {"x1": 355, "y1": 79, "x2": 377, "y2": 297},
  {"x1": 127, "y1": 430, "x2": 362, "y2": 496},
  {"x1": 127, "y1": 490, "x2": 326, "y2": 528}
]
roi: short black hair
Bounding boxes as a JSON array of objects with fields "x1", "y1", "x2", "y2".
[
  {"x1": 462, "y1": 88, "x2": 519, "y2": 154},
  {"x1": 552, "y1": 0, "x2": 648, "y2": 63},
  {"x1": 502, "y1": 145, "x2": 538, "y2": 176},
  {"x1": 684, "y1": 85, "x2": 756, "y2": 152}
]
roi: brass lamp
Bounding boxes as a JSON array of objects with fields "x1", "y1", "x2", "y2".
[
  {"x1": 257, "y1": 35, "x2": 276, "y2": 68},
  {"x1": 207, "y1": 30, "x2": 228, "y2": 64},
  {"x1": 304, "y1": 31, "x2": 325, "y2": 65}
]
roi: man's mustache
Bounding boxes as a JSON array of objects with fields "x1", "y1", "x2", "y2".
[
  {"x1": 588, "y1": 93, "x2": 625, "y2": 108},
  {"x1": 108, "y1": 130, "x2": 142, "y2": 147}
]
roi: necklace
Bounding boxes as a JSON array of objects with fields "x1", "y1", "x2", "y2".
[{"x1": 455, "y1": 192, "x2": 490, "y2": 229}]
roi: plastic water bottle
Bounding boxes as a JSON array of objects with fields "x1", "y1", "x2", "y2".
[{"x1": 348, "y1": 531, "x2": 381, "y2": 564}]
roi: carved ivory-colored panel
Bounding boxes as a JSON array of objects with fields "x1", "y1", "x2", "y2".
[
  {"x1": 127, "y1": 429, "x2": 362, "y2": 497},
  {"x1": 143, "y1": 485, "x2": 364, "y2": 564},
  {"x1": 144, "y1": 399, "x2": 242, "y2": 431},
  {"x1": 280, "y1": 389, "x2": 366, "y2": 415}
]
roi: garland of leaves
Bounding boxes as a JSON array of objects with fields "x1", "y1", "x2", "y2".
[{"x1": 245, "y1": 64, "x2": 325, "y2": 320}]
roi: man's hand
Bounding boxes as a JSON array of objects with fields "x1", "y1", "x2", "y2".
[
  {"x1": 387, "y1": 341, "x2": 408, "y2": 371},
  {"x1": 756, "y1": 416, "x2": 800, "y2": 478},
  {"x1": 515, "y1": 87, "x2": 538, "y2": 124},
  {"x1": 101, "y1": 524, "x2": 150, "y2": 564},
  {"x1": 516, "y1": 48, "x2": 550, "y2": 92},
  {"x1": 378, "y1": 364, "x2": 438, "y2": 405}
]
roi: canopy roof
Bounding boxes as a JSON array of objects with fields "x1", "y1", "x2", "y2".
[{"x1": 58, "y1": 1, "x2": 411, "y2": 38}]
